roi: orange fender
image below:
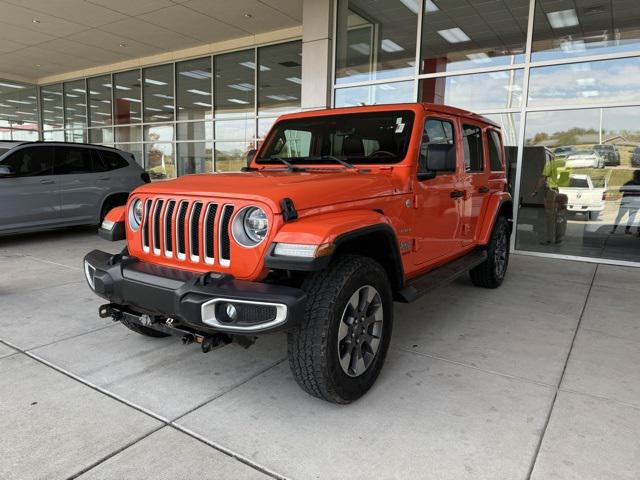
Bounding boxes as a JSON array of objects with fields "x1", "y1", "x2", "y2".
[
  {"x1": 104, "y1": 205, "x2": 126, "y2": 224},
  {"x1": 476, "y1": 192, "x2": 512, "y2": 245}
]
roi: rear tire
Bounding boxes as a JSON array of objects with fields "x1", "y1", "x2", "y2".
[
  {"x1": 121, "y1": 318, "x2": 170, "y2": 338},
  {"x1": 470, "y1": 216, "x2": 510, "y2": 289},
  {"x1": 287, "y1": 255, "x2": 393, "y2": 403}
]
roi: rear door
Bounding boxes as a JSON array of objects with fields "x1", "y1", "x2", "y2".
[
  {"x1": 55, "y1": 146, "x2": 107, "y2": 224},
  {"x1": 0, "y1": 146, "x2": 58, "y2": 232},
  {"x1": 459, "y1": 123, "x2": 490, "y2": 245}
]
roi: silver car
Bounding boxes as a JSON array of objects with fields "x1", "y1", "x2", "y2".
[{"x1": 0, "y1": 141, "x2": 148, "y2": 235}]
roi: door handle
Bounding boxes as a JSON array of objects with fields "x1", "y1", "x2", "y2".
[
  {"x1": 478, "y1": 186, "x2": 490, "y2": 194},
  {"x1": 450, "y1": 190, "x2": 465, "y2": 198},
  {"x1": 40, "y1": 179, "x2": 54, "y2": 184}
]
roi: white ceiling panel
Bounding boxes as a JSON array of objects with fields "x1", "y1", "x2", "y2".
[
  {"x1": 98, "y1": 17, "x2": 202, "y2": 51},
  {"x1": 0, "y1": 2, "x2": 92, "y2": 36},
  {"x1": 66, "y1": 29, "x2": 165, "y2": 58},
  {"x1": 259, "y1": 0, "x2": 303, "y2": 21},
  {"x1": 87, "y1": 0, "x2": 175, "y2": 16},
  {"x1": 3, "y1": 0, "x2": 127, "y2": 27},
  {"x1": 39, "y1": 38, "x2": 129, "y2": 65}
]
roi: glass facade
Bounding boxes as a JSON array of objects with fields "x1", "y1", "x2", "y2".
[
  {"x1": 38, "y1": 40, "x2": 302, "y2": 178},
  {"x1": 0, "y1": 80, "x2": 38, "y2": 141},
  {"x1": 334, "y1": 0, "x2": 640, "y2": 266}
]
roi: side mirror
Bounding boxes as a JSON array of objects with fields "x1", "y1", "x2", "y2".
[
  {"x1": 0, "y1": 165, "x2": 14, "y2": 177},
  {"x1": 246, "y1": 149, "x2": 257, "y2": 167}
]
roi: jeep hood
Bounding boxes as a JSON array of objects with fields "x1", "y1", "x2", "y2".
[{"x1": 134, "y1": 170, "x2": 405, "y2": 212}]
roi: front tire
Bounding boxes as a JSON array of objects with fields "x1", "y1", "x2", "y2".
[
  {"x1": 287, "y1": 255, "x2": 393, "y2": 403},
  {"x1": 470, "y1": 216, "x2": 510, "y2": 288}
]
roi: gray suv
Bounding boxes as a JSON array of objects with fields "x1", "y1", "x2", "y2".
[{"x1": 0, "y1": 141, "x2": 148, "y2": 235}]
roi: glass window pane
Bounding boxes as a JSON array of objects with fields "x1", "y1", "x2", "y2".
[
  {"x1": 143, "y1": 64, "x2": 174, "y2": 123},
  {"x1": 64, "y1": 80, "x2": 87, "y2": 130},
  {"x1": 258, "y1": 41, "x2": 302, "y2": 114},
  {"x1": 87, "y1": 75, "x2": 112, "y2": 127},
  {"x1": 532, "y1": 0, "x2": 640, "y2": 61},
  {"x1": 115, "y1": 125, "x2": 142, "y2": 143},
  {"x1": 528, "y1": 57, "x2": 640, "y2": 108},
  {"x1": 40, "y1": 83, "x2": 64, "y2": 130},
  {"x1": 12, "y1": 129, "x2": 38, "y2": 141},
  {"x1": 516, "y1": 106, "x2": 640, "y2": 263},
  {"x1": 334, "y1": 80, "x2": 414, "y2": 107},
  {"x1": 258, "y1": 117, "x2": 276, "y2": 138},
  {"x1": 215, "y1": 141, "x2": 254, "y2": 172},
  {"x1": 43, "y1": 130, "x2": 65, "y2": 141},
  {"x1": 144, "y1": 142, "x2": 175, "y2": 180},
  {"x1": 420, "y1": 0, "x2": 528, "y2": 74},
  {"x1": 144, "y1": 124, "x2": 174, "y2": 143},
  {"x1": 215, "y1": 119, "x2": 255, "y2": 141},
  {"x1": 89, "y1": 127, "x2": 114, "y2": 144},
  {"x1": 176, "y1": 57, "x2": 212, "y2": 121},
  {"x1": 419, "y1": 70, "x2": 523, "y2": 111},
  {"x1": 336, "y1": 0, "x2": 418, "y2": 83},
  {"x1": 65, "y1": 129, "x2": 85, "y2": 143},
  {"x1": 0, "y1": 128, "x2": 11, "y2": 140},
  {"x1": 114, "y1": 69, "x2": 141, "y2": 125},
  {"x1": 177, "y1": 142, "x2": 213, "y2": 175},
  {"x1": 0, "y1": 82, "x2": 38, "y2": 126},
  {"x1": 116, "y1": 143, "x2": 143, "y2": 167},
  {"x1": 177, "y1": 121, "x2": 212, "y2": 141},
  {"x1": 215, "y1": 49, "x2": 255, "y2": 117}
]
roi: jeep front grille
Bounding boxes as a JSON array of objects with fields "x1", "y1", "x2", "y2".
[{"x1": 141, "y1": 198, "x2": 234, "y2": 267}]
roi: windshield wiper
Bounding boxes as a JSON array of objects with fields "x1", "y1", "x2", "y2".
[
  {"x1": 311, "y1": 155, "x2": 356, "y2": 170},
  {"x1": 258, "y1": 156, "x2": 298, "y2": 172}
]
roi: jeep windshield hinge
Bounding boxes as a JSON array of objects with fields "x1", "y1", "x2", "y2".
[{"x1": 280, "y1": 197, "x2": 298, "y2": 222}]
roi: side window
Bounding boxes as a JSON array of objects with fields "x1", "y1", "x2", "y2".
[
  {"x1": 419, "y1": 118, "x2": 455, "y2": 173},
  {"x1": 98, "y1": 150, "x2": 129, "y2": 170},
  {"x1": 462, "y1": 124, "x2": 484, "y2": 172},
  {"x1": 1, "y1": 147, "x2": 54, "y2": 177},
  {"x1": 487, "y1": 130, "x2": 503, "y2": 171},
  {"x1": 54, "y1": 147, "x2": 95, "y2": 175}
]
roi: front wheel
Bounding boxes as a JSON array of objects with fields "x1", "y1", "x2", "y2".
[
  {"x1": 470, "y1": 216, "x2": 510, "y2": 288},
  {"x1": 287, "y1": 255, "x2": 393, "y2": 403}
]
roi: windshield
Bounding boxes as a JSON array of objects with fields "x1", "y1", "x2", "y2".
[{"x1": 257, "y1": 111, "x2": 415, "y2": 165}]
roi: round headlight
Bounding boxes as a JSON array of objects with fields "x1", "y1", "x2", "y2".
[
  {"x1": 129, "y1": 199, "x2": 143, "y2": 231},
  {"x1": 232, "y1": 206, "x2": 269, "y2": 247}
]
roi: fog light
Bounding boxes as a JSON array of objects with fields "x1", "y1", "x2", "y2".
[
  {"x1": 225, "y1": 303, "x2": 238, "y2": 321},
  {"x1": 84, "y1": 260, "x2": 96, "y2": 290}
]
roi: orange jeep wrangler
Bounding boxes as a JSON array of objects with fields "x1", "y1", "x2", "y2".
[{"x1": 84, "y1": 103, "x2": 512, "y2": 403}]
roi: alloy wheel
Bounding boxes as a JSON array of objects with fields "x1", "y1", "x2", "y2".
[
  {"x1": 337, "y1": 285, "x2": 384, "y2": 377},
  {"x1": 494, "y1": 226, "x2": 508, "y2": 278}
]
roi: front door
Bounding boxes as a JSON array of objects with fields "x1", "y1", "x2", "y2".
[
  {"x1": 459, "y1": 123, "x2": 490, "y2": 244},
  {"x1": 413, "y1": 116, "x2": 463, "y2": 265}
]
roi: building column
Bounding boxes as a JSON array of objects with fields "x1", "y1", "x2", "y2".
[{"x1": 301, "y1": 0, "x2": 333, "y2": 110}]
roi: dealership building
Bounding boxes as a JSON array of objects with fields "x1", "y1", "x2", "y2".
[{"x1": 1, "y1": 0, "x2": 639, "y2": 266}]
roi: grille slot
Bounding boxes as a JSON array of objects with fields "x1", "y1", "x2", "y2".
[
  {"x1": 176, "y1": 201, "x2": 188, "y2": 260},
  {"x1": 203, "y1": 203, "x2": 218, "y2": 264},
  {"x1": 152, "y1": 199, "x2": 164, "y2": 254},
  {"x1": 219, "y1": 205, "x2": 234, "y2": 267},
  {"x1": 164, "y1": 200, "x2": 176, "y2": 257},
  {"x1": 189, "y1": 202, "x2": 203, "y2": 261},
  {"x1": 142, "y1": 199, "x2": 152, "y2": 252}
]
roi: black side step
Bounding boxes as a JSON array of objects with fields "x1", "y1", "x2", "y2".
[{"x1": 396, "y1": 249, "x2": 487, "y2": 303}]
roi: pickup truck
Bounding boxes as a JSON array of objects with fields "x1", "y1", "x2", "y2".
[
  {"x1": 559, "y1": 174, "x2": 606, "y2": 220},
  {"x1": 84, "y1": 103, "x2": 512, "y2": 403}
]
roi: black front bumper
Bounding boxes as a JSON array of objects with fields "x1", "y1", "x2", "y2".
[{"x1": 83, "y1": 249, "x2": 306, "y2": 334}]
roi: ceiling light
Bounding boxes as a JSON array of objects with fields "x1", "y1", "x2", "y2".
[
  {"x1": 119, "y1": 42, "x2": 127, "y2": 47},
  {"x1": 187, "y1": 88, "x2": 210, "y2": 96},
  {"x1": 145, "y1": 107, "x2": 161, "y2": 111},
  {"x1": 114, "y1": 85, "x2": 131, "y2": 91},
  {"x1": 349, "y1": 43, "x2": 371, "y2": 55},
  {"x1": 153, "y1": 93, "x2": 173, "y2": 99},
  {"x1": 72, "y1": 88, "x2": 86, "y2": 93},
  {"x1": 7, "y1": 99, "x2": 31, "y2": 105},
  {"x1": 244, "y1": 13, "x2": 252, "y2": 18},
  {"x1": 546, "y1": 9, "x2": 579, "y2": 29},
  {"x1": 576, "y1": 77, "x2": 596, "y2": 86},
  {"x1": 266, "y1": 94, "x2": 297, "y2": 101},
  {"x1": 425, "y1": 0, "x2": 439, "y2": 13},
  {"x1": 179, "y1": 70, "x2": 211, "y2": 79},
  {"x1": 122, "y1": 97, "x2": 141, "y2": 103},
  {"x1": 145, "y1": 78, "x2": 167, "y2": 86},
  {"x1": 227, "y1": 98, "x2": 249, "y2": 104},
  {"x1": 95, "y1": 112, "x2": 111, "y2": 116},
  {"x1": 239, "y1": 61, "x2": 271, "y2": 71},
  {"x1": 227, "y1": 83, "x2": 254, "y2": 92},
  {"x1": 286, "y1": 77, "x2": 302, "y2": 85},
  {"x1": 399, "y1": 0, "x2": 419, "y2": 14},
  {"x1": 193, "y1": 101, "x2": 212, "y2": 107},
  {"x1": 466, "y1": 52, "x2": 491, "y2": 63},
  {"x1": 378, "y1": 84, "x2": 396, "y2": 90},
  {"x1": 75, "y1": 103, "x2": 86, "y2": 107},
  {"x1": 32, "y1": 19, "x2": 40, "y2": 23},
  {"x1": 381, "y1": 39, "x2": 405, "y2": 53},
  {"x1": 43, "y1": 109, "x2": 53, "y2": 113},
  {"x1": 437, "y1": 27, "x2": 470, "y2": 43},
  {"x1": 0, "y1": 82, "x2": 24, "y2": 89},
  {"x1": 162, "y1": 105, "x2": 174, "y2": 109},
  {"x1": 100, "y1": 99, "x2": 111, "y2": 103}
]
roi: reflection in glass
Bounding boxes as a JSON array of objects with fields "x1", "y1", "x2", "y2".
[
  {"x1": 177, "y1": 142, "x2": 213, "y2": 175},
  {"x1": 177, "y1": 121, "x2": 212, "y2": 141},
  {"x1": 176, "y1": 57, "x2": 212, "y2": 121},
  {"x1": 43, "y1": 130, "x2": 65, "y2": 142},
  {"x1": 215, "y1": 50, "x2": 255, "y2": 117},
  {"x1": 87, "y1": 75, "x2": 112, "y2": 127},
  {"x1": 143, "y1": 64, "x2": 174, "y2": 123},
  {"x1": 144, "y1": 124, "x2": 174, "y2": 143},
  {"x1": 335, "y1": 0, "x2": 417, "y2": 83},
  {"x1": 528, "y1": 57, "x2": 640, "y2": 108},
  {"x1": 144, "y1": 142, "x2": 175, "y2": 180},
  {"x1": 532, "y1": 0, "x2": 640, "y2": 61},
  {"x1": 334, "y1": 80, "x2": 414, "y2": 107},
  {"x1": 89, "y1": 127, "x2": 114, "y2": 144},
  {"x1": 258, "y1": 117, "x2": 276, "y2": 138},
  {"x1": 40, "y1": 83, "x2": 64, "y2": 130},
  {"x1": 516, "y1": 106, "x2": 640, "y2": 263},
  {"x1": 419, "y1": 70, "x2": 523, "y2": 111},
  {"x1": 65, "y1": 129, "x2": 85, "y2": 143},
  {"x1": 215, "y1": 141, "x2": 255, "y2": 172},
  {"x1": 420, "y1": 0, "x2": 528, "y2": 74},
  {"x1": 64, "y1": 79, "x2": 87, "y2": 130},
  {"x1": 215, "y1": 119, "x2": 255, "y2": 141},
  {"x1": 484, "y1": 113, "x2": 521, "y2": 191},
  {"x1": 0, "y1": 81, "x2": 38, "y2": 127},
  {"x1": 117, "y1": 143, "x2": 143, "y2": 167},
  {"x1": 11, "y1": 129, "x2": 38, "y2": 141},
  {"x1": 115, "y1": 125, "x2": 142, "y2": 143},
  {"x1": 258, "y1": 41, "x2": 302, "y2": 114},
  {"x1": 114, "y1": 69, "x2": 141, "y2": 125}
]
